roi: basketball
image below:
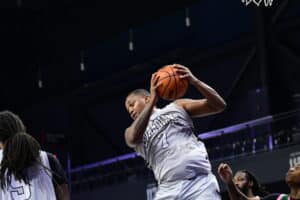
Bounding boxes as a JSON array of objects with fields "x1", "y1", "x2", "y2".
[{"x1": 156, "y1": 65, "x2": 188, "y2": 100}]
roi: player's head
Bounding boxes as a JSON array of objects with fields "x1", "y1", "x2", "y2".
[
  {"x1": 0, "y1": 110, "x2": 26, "y2": 143},
  {"x1": 0, "y1": 111, "x2": 41, "y2": 189},
  {"x1": 233, "y1": 170, "x2": 262, "y2": 197},
  {"x1": 286, "y1": 163, "x2": 300, "y2": 188},
  {"x1": 125, "y1": 89, "x2": 151, "y2": 120}
]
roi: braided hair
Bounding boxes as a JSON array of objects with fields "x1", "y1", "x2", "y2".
[
  {"x1": 238, "y1": 170, "x2": 270, "y2": 197},
  {"x1": 0, "y1": 111, "x2": 41, "y2": 189}
]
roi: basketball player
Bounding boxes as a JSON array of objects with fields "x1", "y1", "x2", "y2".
[
  {"x1": 231, "y1": 169, "x2": 269, "y2": 199},
  {"x1": 218, "y1": 163, "x2": 300, "y2": 200},
  {"x1": 0, "y1": 111, "x2": 70, "y2": 200},
  {"x1": 124, "y1": 64, "x2": 226, "y2": 199}
]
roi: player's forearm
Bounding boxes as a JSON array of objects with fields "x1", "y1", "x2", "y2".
[
  {"x1": 125, "y1": 97, "x2": 156, "y2": 146},
  {"x1": 191, "y1": 79, "x2": 226, "y2": 110},
  {"x1": 227, "y1": 180, "x2": 243, "y2": 200},
  {"x1": 56, "y1": 184, "x2": 70, "y2": 200}
]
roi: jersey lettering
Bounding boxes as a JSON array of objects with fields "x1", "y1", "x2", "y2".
[{"x1": 9, "y1": 181, "x2": 31, "y2": 200}]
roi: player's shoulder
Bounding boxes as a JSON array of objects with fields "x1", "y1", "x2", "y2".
[
  {"x1": 160, "y1": 102, "x2": 180, "y2": 112},
  {"x1": 44, "y1": 151, "x2": 54, "y2": 157},
  {"x1": 42, "y1": 151, "x2": 61, "y2": 165},
  {"x1": 166, "y1": 99, "x2": 189, "y2": 108},
  {"x1": 173, "y1": 98, "x2": 196, "y2": 108},
  {"x1": 44, "y1": 151, "x2": 58, "y2": 161},
  {"x1": 170, "y1": 99, "x2": 192, "y2": 113}
]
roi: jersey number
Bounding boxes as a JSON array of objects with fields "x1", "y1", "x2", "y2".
[
  {"x1": 161, "y1": 133, "x2": 169, "y2": 148},
  {"x1": 9, "y1": 182, "x2": 31, "y2": 200}
]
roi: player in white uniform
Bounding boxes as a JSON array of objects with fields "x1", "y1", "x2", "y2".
[
  {"x1": 0, "y1": 111, "x2": 70, "y2": 200},
  {"x1": 125, "y1": 64, "x2": 226, "y2": 199}
]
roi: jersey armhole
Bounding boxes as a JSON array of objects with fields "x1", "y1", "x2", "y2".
[{"x1": 169, "y1": 102, "x2": 191, "y2": 119}]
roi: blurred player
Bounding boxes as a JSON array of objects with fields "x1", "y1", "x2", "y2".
[
  {"x1": 218, "y1": 163, "x2": 300, "y2": 200},
  {"x1": 0, "y1": 111, "x2": 70, "y2": 200}
]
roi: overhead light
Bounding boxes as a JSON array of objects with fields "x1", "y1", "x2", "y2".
[
  {"x1": 80, "y1": 51, "x2": 85, "y2": 71},
  {"x1": 38, "y1": 79, "x2": 43, "y2": 88},
  {"x1": 80, "y1": 62, "x2": 85, "y2": 71},
  {"x1": 185, "y1": 8, "x2": 191, "y2": 27},
  {"x1": 129, "y1": 28, "x2": 134, "y2": 51},
  {"x1": 37, "y1": 67, "x2": 43, "y2": 88}
]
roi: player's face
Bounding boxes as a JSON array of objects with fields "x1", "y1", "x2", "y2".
[
  {"x1": 233, "y1": 172, "x2": 249, "y2": 193},
  {"x1": 125, "y1": 94, "x2": 148, "y2": 120},
  {"x1": 286, "y1": 163, "x2": 300, "y2": 186}
]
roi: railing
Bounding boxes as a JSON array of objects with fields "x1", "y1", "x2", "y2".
[{"x1": 69, "y1": 109, "x2": 300, "y2": 191}]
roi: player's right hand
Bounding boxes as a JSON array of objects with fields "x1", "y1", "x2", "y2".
[
  {"x1": 150, "y1": 73, "x2": 161, "y2": 103},
  {"x1": 218, "y1": 163, "x2": 233, "y2": 184}
]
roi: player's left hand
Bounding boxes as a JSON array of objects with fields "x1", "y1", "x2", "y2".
[
  {"x1": 217, "y1": 163, "x2": 233, "y2": 184},
  {"x1": 172, "y1": 64, "x2": 198, "y2": 85}
]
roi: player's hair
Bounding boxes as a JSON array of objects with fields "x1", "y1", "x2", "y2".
[
  {"x1": 0, "y1": 111, "x2": 41, "y2": 189},
  {"x1": 127, "y1": 89, "x2": 150, "y2": 97},
  {"x1": 127, "y1": 88, "x2": 150, "y2": 97},
  {"x1": 238, "y1": 170, "x2": 269, "y2": 197}
]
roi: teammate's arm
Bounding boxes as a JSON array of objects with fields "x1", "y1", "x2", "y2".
[
  {"x1": 173, "y1": 64, "x2": 226, "y2": 118},
  {"x1": 47, "y1": 153, "x2": 71, "y2": 200},
  {"x1": 218, "y1": 163, "x2": 260, "y2": 200},
  {"x1": 125, "y1": 73, "x2": 161, "y2": 148},
  {"x1": 55, "y1": 184, "x2": 70, "y2": 200}
]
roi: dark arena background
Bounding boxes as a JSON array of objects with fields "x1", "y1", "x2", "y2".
[{"x1": 2, "y1": 0, "x2": 300, "y2": 199}]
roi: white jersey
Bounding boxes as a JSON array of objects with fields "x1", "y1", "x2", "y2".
[
  {"x1": 135, "y1": 103, "x2": 211, "y2": 183},
  {"x1": 0, "y1": 150, "x2": 56, "y2": 200}
]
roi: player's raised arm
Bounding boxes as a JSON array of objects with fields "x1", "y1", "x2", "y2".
[
  {"x1": 173, "y1": 64, "x2": 226, "y2": 118},
  {"x1": 124, "y1": 73, "x2": 161, "y2": 148},
  {"x1": 218, "y1": 163, "x2": 260, "y2": 200}
]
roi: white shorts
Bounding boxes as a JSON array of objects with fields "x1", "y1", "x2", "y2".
[{"x1": 154, "y1": 173, "x2": 221, "y2": 200}]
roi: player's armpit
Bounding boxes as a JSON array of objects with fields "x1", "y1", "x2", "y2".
[{"x1": 174, "y1": 98, "x2": 225, "y2": 118}]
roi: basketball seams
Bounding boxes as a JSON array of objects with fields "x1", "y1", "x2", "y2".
[
  {"x1": 158, "y1": 70, "x2": 175, "y2": 79},
  {"x1": 156, "y1": 66, "x2": 188, "y2": 100},
  {"x1": 170, "y1": 67, "x2": 178, "y2": 100},
  {"x1": 157, "y1": 75, "x2": 177, "y2": 100},
  {"x1": 159, "y1": 70, "x2": 175, "y2": 75},
  {"x1": 157, "y1": 74, "x2": 175, "y2": 81},
  {"x1": 158, "y1": 71, "x2": 172, "y2": 99},
  {"x1": 156, "y1": 71, "x2": 170, "y2": 99}
]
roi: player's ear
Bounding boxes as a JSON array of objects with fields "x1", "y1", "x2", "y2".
[{"x1": 144, "y1": 95, "x2": 151, "y2": 103}]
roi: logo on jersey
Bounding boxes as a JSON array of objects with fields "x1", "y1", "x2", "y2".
[
  {"x1": 143, "y1": 112, "x2": 177, "y2": 149},
  {"x1": 9, "y1": 181, "x2": 31, "y2": 200}
]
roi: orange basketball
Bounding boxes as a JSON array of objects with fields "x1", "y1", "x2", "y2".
[{"x1": 156, "y1": 65, "x2": 188, "y2": 100}]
